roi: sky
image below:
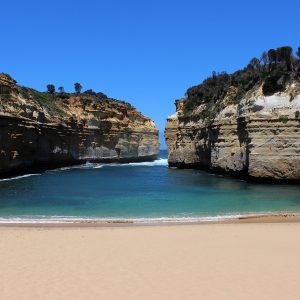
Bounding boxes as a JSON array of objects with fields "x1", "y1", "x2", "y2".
[{"x1": 1, "y1": 0, "x2": 299, "y2": 148}]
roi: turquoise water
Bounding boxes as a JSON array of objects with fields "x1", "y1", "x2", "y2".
[{"x1": 0, "y1": 150, "x2": 300, "y2": 222}]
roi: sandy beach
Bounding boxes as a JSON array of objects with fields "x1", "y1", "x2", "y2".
[{"x1": 0, "y1": 222, "x2": 300, "y2": 300}]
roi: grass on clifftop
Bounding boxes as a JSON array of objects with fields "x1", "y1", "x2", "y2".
[
  {"x1": 19, "y1": 86, "x2": 137, "y2": 117},
  {"x1": 20, "y1": 87, "x2": 65, "y2": 116}
]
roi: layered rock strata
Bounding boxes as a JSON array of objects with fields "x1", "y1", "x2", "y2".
[
  {"x1": 0, "y1": 75, "x2": 159, "y2": 177},
  {"x1": 165, "y1": 83, "x2": 300, "y2": 182}
]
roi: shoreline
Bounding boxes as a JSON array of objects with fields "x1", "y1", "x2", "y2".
[{"x1": 1, "y1": 213, "x2": 300, "y2": 227}]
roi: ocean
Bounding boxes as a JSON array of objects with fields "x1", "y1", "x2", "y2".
[{"x1": 0, "y1": 150, "x2": 300, "y2": 223}]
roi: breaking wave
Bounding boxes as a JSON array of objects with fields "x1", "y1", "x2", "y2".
[
  {"x1": 110, "y1": 158, "x2": 168, "y2": 167},
  {"x1": 50, "y1": 158, "x2": 168, "y2": 171},
  {"x1": 0, "y1": 159, "x2": 168, "y2": 181},
  {"x1": 0, "y1": 174, "x2": 41, "y2": 182}
]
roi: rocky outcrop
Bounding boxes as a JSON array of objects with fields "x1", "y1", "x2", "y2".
[
  {"x1": 0, "y1": 75, "x2": 159, "y2": 177},
  {"x1": 165, "y1": 82, "x2": 300, "y2": 182}
]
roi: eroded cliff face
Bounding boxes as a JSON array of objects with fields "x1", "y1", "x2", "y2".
[
  {"x1": 0, "y1": 76, "x2": 159, "y2": 177},
  {"x1": 165, "y1": 82, "x2": 300, "y2": 181}
]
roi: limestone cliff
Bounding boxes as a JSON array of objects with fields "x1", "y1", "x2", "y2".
[
  {"x1": 165, "y1": 48, "x2": 300, "y2": 182},
  {"x1": 0, "y1": 74, "x2": 159, "y2": 177}
]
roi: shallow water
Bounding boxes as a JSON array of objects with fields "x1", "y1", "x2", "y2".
[{"x1": 0, "y1": 150, "x2": 300, "y2": 222}]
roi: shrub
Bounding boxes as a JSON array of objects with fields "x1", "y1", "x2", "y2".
[
  {"x1": 58, "y1": 86, "x2": 64, "y2": 93},
  {"x1": 96, "y1": 92, "x2": 108, "y2": 99},
  {"x1": 83, "y1": 89, "x2": 96, "y2": 95},
  {"x1": 74, "y1": 83, "x2": 82, "y2": 94},
  {"x1": 47, "y1": 84, "x2": 55, "y2": 94}
]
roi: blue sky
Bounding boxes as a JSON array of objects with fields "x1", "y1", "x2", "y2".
[{"x1": 1, "y1": 0, "x2": 299, "y2": 148}]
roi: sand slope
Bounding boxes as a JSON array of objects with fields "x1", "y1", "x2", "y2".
[{"x1": 0, "y1": 223, "x2": 300, "y2": 300}]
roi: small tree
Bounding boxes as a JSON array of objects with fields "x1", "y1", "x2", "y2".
[
  {"x1": 296, "y1": 47, "x2": 300, "y2": 59},
  {"x1": 58, "y1": 86, "x2": 64, "y2": 93},
  {"x1": 276, "y1": 46, "x2": 292, "y2": 61},
  {"x1": 249, "y1": 57, "x2": 260, "y2": 70},
  {"x1": 260, "y1": 51, "x2": 269, "y2": 66},
  {"x1": 47, "y1": 84, "x2": 55, "y2": 94},
  {"x1": 268, "y1": 49, "x2": 277, "y2": 65},
  {"x1": 74, "y1": 82, "x2": 82, "y2": 94},
  {"x1": 276, "y1": 46, "x2": 292, "y2": 70}
]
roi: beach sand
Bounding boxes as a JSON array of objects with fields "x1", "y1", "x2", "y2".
[{"x1": 1, "y1": 222, "x2": 300, "y2": 299}]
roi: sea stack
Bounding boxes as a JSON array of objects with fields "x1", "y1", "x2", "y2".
[
  {"x1": 165, "y1": 47, "x2": 300, "y2": 182},
  {"x1": 0, "y1": 74, "x2": 159, "y2": 177}
]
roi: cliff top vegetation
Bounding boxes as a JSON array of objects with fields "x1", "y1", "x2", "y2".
[
  {"x1": 184, "y1": 46, "x2": 300, "y2": 113},
  {"x1": 0, "y1": 76, "x2": 137, "y2": 117}
]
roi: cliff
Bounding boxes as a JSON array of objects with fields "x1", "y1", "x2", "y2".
[
  {"x1": 0, "y1": 74, "x2": 159, "y2": 177},
  {"x1": 165, "y1": 47, "x2": 300, "y2": 182}
]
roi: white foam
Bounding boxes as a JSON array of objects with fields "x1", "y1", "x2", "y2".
[
  {"x1": 0, "y1": 212, "x2": 295, "y2": 224},
  {"x1": 111, "y1": 158, "x2": 168, "y2": 167},
  {"x1": 50, "y1": 158, "x2": 168, "y2": 172},
  {"x1": 80, "y1": 162, "x2": 103, "y2": 169},
  {"x1": 0, "y1": 174, "x2": 40, "y2": 182},
  {"x1": 93, "y1": 165, "x2": 104, "y2": 169},
  {"x1": 0, "y1": 216, "x2": 224, "y2": 224},
  {"x1": 48, "y1": 162, "x2": 104, "y2": 172}
]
